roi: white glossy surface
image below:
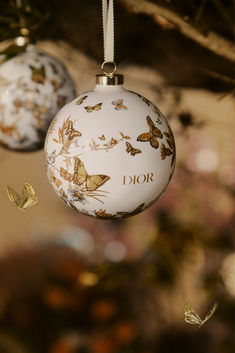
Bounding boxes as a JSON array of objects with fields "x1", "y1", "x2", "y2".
[
  {"x1": 44, "y1": 84, "x2": 175, "y2": 218},
  {"x1": 0, "y1": 45, "x2": 76, "y2": 151}
]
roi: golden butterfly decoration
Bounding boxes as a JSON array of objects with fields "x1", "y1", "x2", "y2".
[
  {"x1": 95, "y1": 209, "x2": 117, "y2": 219},
  {"x1": 137, "y1": 116, "x2": 163, "y2": 149},
  {"x1": 126, "y1": 142, "x2": 142, "y2": 156},
  {"x1": 65, "y1": 120, "x2": 82, "y2": 140},
  {"x1": 163, "y1": 131, "x2": 175, "y2": 166},
  {"x1": 29, "y1": 65, "x2": 46, "y2": 84},
  {"x1": 84, "y1": 103, "x2": 102, "y2": 113},
  {"x1": 6, "y1": 182, "x2": 38, "y2": 210},
  {"x1": 112, "y1": 99, "x2": 128, "y2": 110},
  {"x1": 76, "y1": 95, "x2": 88, "y2": 105},
  {"x1": 117, "y1": 203, "x2": 145, "y2": 217},
  {"x1": 99, "y1": 134, "x2": 106, "y2": 141},
  {"x1": 184, "y1": 301, "x2": 218, "y2": 328},
  {"x1": 73, "y1": 157, "x2": 110, "y2": 191},
  {"x1": 160, "y1": 143, "x2": 172, "y2": 160}
]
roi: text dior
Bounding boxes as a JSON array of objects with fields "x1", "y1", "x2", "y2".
[{"x1": 123, "y1": 173, "x2": 154, "y2": 185}]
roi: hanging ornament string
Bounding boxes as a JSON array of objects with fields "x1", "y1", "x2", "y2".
[{"x1": 101, "y1": 0, "x2": 116, "y2": 76}]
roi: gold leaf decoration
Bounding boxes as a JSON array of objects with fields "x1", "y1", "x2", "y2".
[
  {"x1": 184, "y1": 301, "x2": 218, "y2": 327},
  {"x1": 6, "y1": 182, "x2": 38, "y2": 210}
]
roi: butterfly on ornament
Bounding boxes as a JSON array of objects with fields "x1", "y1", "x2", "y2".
[
  {"x1": 112, "y1": 99, "x2": 127, "y2": 110},
  {"x1": 125, "y1": 142, "x2": 141, "y2": 156},
  {"x1": 67, "y1": 187, "x2": 87, "y2": 204},
  {"x1": 137, "y1": 116, "x2": 163, "y2": 149},
  {"x1": 73, "y1": 157, "x2": 110, "y2": 192},
  {"x1": 160, "y1": 143, "x2": 172, "y2": 160},
  {"x1": 6, "y1": 182, "x2": 38, "y2": 210},
  {"x1": 76, "y1": 95, "x2": 88, "y2": 105},
  {"x1": 116, "y1": 203, "x2": 145, "y2": 217},
  {"x1": 0, "y1": 120, "x2": 21, "y2": 139},
  {"x1": 95, "y1": 209, "x2": 118, "y2": 219},
  {"x1": 49, "y1": 168, "x2": 62, "y2": 188},
  {"x1": 99, "y1": 134, "x2": 106, "y2": 141},
  {"x1": 184, "y1": 301, "x2": 218, "y2": 328},
  {"x1": 152, "y1": 105, "x2": 163, "y2": 119},
  {"x1": 163, "y1": 131, "x2": 175, "y2": 166},
  {"x1": 135, "y1": 93, "x2": 151, "y2": 106},
  {"x1": 65, "y1": 120, "x2": 82, "y2": 140},
  {"x1": 29, "y1": 65, "x2": 46, "y2": 84},
  {"x1": 84, "y1": 103, "x2": 102, "y2": 113},
  {"x1": 164, "y1": 131, "x2": 175, "y2": 151}
]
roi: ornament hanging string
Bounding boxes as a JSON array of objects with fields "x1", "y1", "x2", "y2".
[{"x1": 102, "y1": 0, "x2": 116, "y2": 76}]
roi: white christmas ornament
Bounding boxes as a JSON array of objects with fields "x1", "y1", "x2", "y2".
[
  {"x1": 44, "y1": 75, "x2": 175, "y2": 218},
  {"x1": 44, "y1": 0, "x2": 176, "y2": 219},
  {"x1": 0, "y1": 45, "x2": 76, "y2": 151}
]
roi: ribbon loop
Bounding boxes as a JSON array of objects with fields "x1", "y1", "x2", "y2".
[{"x1": 102, "y1": 0, "x2": 114, "y2": 65}]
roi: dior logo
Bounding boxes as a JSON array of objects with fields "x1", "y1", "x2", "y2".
[{"x1": 123, "y1": 173, "x2": 154, "y2": 185}]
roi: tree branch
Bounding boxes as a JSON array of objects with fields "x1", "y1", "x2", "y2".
[{"x1": 118, "y1": 0, "x2": 235, "y2": 62}]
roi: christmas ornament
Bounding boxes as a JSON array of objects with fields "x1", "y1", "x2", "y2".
[
  {"x1": 44, "y1": 0, "x2": 176, "y2": 219},
  {"x1": 0, "y1": 44, "x2": 76, "y2": 151},
  {"x1": 6, "y1": 182, "x2": 38, "y2": 210}
]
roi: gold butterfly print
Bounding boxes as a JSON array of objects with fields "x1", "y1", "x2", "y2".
[
  {"x1": 95, "y1": 209, "x2": 118, "y2": 219},
  {"x1": 76, "y1": 95, "x2": 88, "y2": 105},
  {"x1": 164, "y1": 130, "x2": 176, "y2": 166},
  {"x1": 84, "y1": 103, "x2": 102, "y2": 113},
  {"x1": 6, "y1": 182, "x2": 38, "y2": 210},
  {"x1": 126, "y1": 142, "x2": 142, "y2": 156},
  {"x1": 73, "y1": 158, "x2": 110, "y2": 191},
  {"x1": 184, "y1": 301, "x2": 218, "y2": 328},
  {"x1": 29, "y1": 65, "x2": 46, "y2": 84},
  {"x1": 137, "y1": 116, "x2": 163, "y2": 149},
  {"x1": 164, "y1": 131, "x2": 175, "y2": 151},
  {"x1": 117, "y1": 203, "x2": 145, "y2": 217},
  {"x1": 65, "y1": 120, "x2": 82, "y2": 140},
  {"x1": 160, "y1": 143, "x2": 172, "y2": 160},
  {"x1": 99, "y1": 134, "x2": 106, "y2": 141},
  {"x1": 112, "y1": 99, "x2": 127, "y2": 110},
  {"x1": 49, "y1": 168, "x2": 62, "y2": 188}
]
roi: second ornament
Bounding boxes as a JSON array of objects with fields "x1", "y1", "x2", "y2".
[{"x1": 0, "y1": 45, "x2": 76, "y2": 151}]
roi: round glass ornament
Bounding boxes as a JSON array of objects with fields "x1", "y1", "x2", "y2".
[
  {"x1": 0, "y1": 45, "x2": 76, "y2": 151},
  {"x1": 44, "y1": 74, "x2": 175, "y2": 219}
]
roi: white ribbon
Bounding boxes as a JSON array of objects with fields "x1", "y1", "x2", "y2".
[{"x1": 102, "y1": 0, "x2": 114, "y2": 63}]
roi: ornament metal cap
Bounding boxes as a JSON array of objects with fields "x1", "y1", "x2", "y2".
[{"x1": 96, "y1": 74, "x2": 124, "y2": 85}]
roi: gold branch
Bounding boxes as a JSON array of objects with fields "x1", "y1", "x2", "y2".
[{"x1": 118, "y1": 0, "x2": 235, "y2": 62}]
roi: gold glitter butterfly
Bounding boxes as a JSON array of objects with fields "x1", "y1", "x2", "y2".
[
  {"x1": 84, "y1": 103, "x2": 102, "y2": 113},
  {"x1": 6, "y1": 182, "x2": 38, "y2": 210},
  {"x1": 137, "y1": 116, "x2": 163, "y2": 149},
  {"x1": 99, "y1": 134, "x2": 106, "y2": 141},
  {"x1": 73, "y1": 158, "x2": 110, "y2": 191},
  {"x1": 112, "y1": 99, "x2": 127, "y2": 110},
  {"x1": 184, "y1": 301, "x2": 218, "y2": 328},
  {"x1": 126, "y1": 142, "x2": 141, "y2": 156},
  {"x1": 65, "y1": 120, "x2": 82, "y2": 140},
  {"x1": 76, "y1": 95, "x2": 88, "y2": 105},
  {"x1": 29, "y1": 65, "x2": 46, "y2": 84}
]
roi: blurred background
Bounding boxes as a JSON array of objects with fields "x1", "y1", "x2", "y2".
[{"x1": 0, "y1": 0, "x2": 234, "y2": 352}]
